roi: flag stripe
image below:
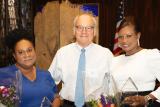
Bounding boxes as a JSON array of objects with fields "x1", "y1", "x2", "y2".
[{"x1": 113, "y1": 0, "x2": 125, "y2": 56}]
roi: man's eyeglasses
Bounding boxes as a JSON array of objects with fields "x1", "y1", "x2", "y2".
[
  {"x1": 75, "y1": 25, "x2": 94, "y2": 32},
  {"x1": 15, "y1": 48, "x2": 34, "y2": 56}
]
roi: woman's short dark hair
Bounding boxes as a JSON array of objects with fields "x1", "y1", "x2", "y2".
[
  {"x1": 5, "y1": 29, "x2": 35, "y2": 52},
  {"x1": 118, "y1": 16, "x2": 141, "y2": 33}
]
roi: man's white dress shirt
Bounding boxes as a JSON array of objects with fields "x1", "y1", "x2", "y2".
[{"x1": 49, "y1": 43, "x2": 113, "y2": 101}]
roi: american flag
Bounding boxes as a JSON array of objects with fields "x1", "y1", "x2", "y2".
[{"x1": 113, "y1": 0, "x2": 125, "y2": 56}]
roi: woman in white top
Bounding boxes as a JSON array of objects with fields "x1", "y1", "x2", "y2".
[{"x1": 111, "y1": 16, "x2": 160, "y2": 107}]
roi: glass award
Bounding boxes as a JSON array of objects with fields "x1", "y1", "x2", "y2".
[
  {"x1": 15, "y1": 70, "x2": 22, "y2": 106},
  {"x1": 86, "y1": 73, "x2": 121, "y2": 107},
  {"x1": 86, "y1": 73, "x2": 110, "y2": 101},
  {"x1": 0, "y1": 70, "x2": 22, "y2": 107},
  {"x1": 105, "y1": 73, "x2": 121, "y2": 107},
  {"x1": 40, "y1": 97, "x2": 52, "y2": 107},
  {"x1": 120, "y1": 77, "x2": 138, "y2": 107}
]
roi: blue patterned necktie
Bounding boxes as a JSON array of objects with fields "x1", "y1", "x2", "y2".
[{"x1": 74, "y1": 48, "x2": 86, "y2": 107}]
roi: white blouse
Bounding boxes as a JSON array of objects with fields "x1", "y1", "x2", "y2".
[{"x1": 111, "y1": 49, "x2": 160, "y2": 100}]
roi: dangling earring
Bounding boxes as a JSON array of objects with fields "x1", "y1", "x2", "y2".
[{"x1": 137, "y1": 39, "x2": 140, "y2": 46}]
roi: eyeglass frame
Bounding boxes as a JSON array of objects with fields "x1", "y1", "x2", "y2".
[
  {"x1": 15, "y1": 47, "x2": 34, "y2": 57},
  {"x1": 117, "y1": 33, "x2": 137, "y2": 40},
  {"x1": 75, "y1": 25, "x2": 94, "y2": 32}
]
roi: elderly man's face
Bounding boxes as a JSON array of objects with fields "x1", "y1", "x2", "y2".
[{"x1": 75, "y1": 14, "x2": 95, "y2": 47}]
